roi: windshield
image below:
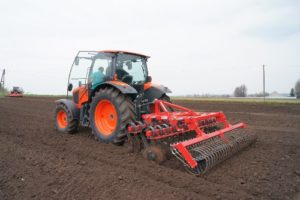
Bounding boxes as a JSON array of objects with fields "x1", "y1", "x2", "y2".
[{"x1": 116, "y1": 53, "x2": 148, "y2": 84}]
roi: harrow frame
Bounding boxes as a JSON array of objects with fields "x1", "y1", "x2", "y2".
[{"x1": 127, "y1": 100, "x2": 252, "y2": 173}]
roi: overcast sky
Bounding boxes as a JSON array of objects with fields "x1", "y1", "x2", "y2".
[{"x1": 0, "y1": 0, "x2": 299, "y2": 95}]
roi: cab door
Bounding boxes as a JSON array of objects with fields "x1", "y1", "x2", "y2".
[{"x1": 68, "y1": 52, "x2": 93, "y2": 108}]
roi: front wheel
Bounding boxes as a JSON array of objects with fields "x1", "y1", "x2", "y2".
[
  {"x1": 54, "y1": 104, "x2": 78, "y2": 134},
  {"x1": 90, "y1": 87, "x2": 135, "y2": 145}
]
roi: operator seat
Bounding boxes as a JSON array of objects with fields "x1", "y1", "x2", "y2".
[{"x1": 121, "y1": 75, "x2": 133, "y2": 84}]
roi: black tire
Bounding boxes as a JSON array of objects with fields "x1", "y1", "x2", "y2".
[
  {"x1": 160, "y1": 94, "x2": 171, "y2": 103},
  {"x1": 54, "y1": 103, "x2": 78, "y2": 134},
  {"x1": 90, "y1": 87, "x2": 135, "y2": 145},
  {"x1": 161, "y1": 94, "x2": 174, "y2": 111},
  {"x1": 148, "y1": 94, "x2": 173, "y2": 113},
  {"x1": 154, "y1": 94, "x2": 173, "y2": 112}
]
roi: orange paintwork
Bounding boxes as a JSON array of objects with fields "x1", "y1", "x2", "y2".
[
  {"x1": 108, "y1": 80, "x2": 129, "y2": 87},
  {"x1": 109, "y1": 80, "x2": 154, "y2": 91},
  {"x1": 56, "y1": 110, "x2": 68, "y2": 128},
  {"x1": 94, "y1": 99, "x2": 118, "y2": 136},
  {"x1": 73, "y1": 85, "x2": 89, "y2": 108},
  {"x1": 144, "y1": 82, "x2": 152, "y2": 90}
]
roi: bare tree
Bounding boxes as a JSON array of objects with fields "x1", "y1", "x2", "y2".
[
  {"x1": 290, "y1": 88, "x2": 295, "y2": 97},
  {"x1": 234, "y1": 84, "x2": 247, "y2": 97},
  {"x1": 295, "y1": 79, "x2": 300, "y2": 99}
]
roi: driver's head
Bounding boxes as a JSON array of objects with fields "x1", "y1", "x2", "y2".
[
  {"x1": 126, "y1": 61, "x2": 132, "y2": 70},
  {"x1": 98, "y1": 67, "x2": 104, "y2": 73}
]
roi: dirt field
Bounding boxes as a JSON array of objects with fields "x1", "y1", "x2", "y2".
[{"x1": 0, "y1": 97, "x2": 299, "y2": 200}]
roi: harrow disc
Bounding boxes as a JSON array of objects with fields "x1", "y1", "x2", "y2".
[
  {"x1": 171, "y1": 130, "x2": 257, "y2": 175},
  {"x1": 142, "y1": 145, "x2": 168, "y2": 164}
]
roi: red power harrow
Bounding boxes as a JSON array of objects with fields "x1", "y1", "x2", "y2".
[
  {"x1": 127, "y1": 100, "x2": 256, "y2": 175},
  {"x1": 8, "y1": 92, "x2": 23, "y2": 97}
]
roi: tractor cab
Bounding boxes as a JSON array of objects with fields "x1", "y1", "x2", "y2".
[{"x1": 67, "y1": 51, "x2": 154, "y2": 107}]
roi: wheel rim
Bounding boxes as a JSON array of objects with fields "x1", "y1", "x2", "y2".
[
  {"x1": 94, "y1": 99, "x2": 118, "y2": 136},
  {"x1": 57, "y1": 110, "x2": 68, "y2": 129}
]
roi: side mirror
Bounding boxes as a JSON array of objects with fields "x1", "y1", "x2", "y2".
[
  {"x1": 68, "y1": 83, "x2": 73, "y2": 91},
  {"x1": 74, "y1": 57, "x2": 79, "y2": 66},
  {"x1": 146, "y1": 76, "x2": 152, "y2": 82}
]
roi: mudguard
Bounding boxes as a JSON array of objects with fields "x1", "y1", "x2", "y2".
[
  {"x1": 55, "y1": 99, "x2": 80, "y2": 120},
  {"x1": 92, "y1": 81, "x2": 138, "y2": 96},
  {"x1": 144, "y1": 84, "x2": 172, "y2": 102}
]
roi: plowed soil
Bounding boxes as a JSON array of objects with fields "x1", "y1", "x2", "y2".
[{"x1": 0, "y1": 97, "x2": 299, "y2": 200}]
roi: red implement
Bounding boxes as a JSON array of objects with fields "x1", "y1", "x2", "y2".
[
  {"x1": 8, "y1": 92, "x2": 23, "y2": 97},
  {"x1": 127, "y1": 100, "x2": 256, "y2": 175}
]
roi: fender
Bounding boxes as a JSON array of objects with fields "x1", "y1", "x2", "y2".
[
  {"x1": 144, "y1": 83, "x2": 172, "y2": 102},
  {"x1": 91, "y1": 81, "x2": 138, "y2": 97},
  {"x1": 55, "y1": 99, "x2": 80, "y2": 120}
]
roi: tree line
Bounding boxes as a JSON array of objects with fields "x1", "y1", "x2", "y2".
[{"x1": 234, "y1": 79, "x2": 300, "y2": 98}]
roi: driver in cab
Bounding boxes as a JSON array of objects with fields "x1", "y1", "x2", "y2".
[
  {"x1": 91, "y1": 67, "x2": 105, "y2": 89},
  {"x1": 116, "y1": 61, "x2": 132, "y2": 84}
]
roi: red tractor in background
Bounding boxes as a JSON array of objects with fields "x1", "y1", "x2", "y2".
[
  {"x1": 8, "y1": 86, "x2": 24, "y2": 97},
  {"x1": 54, "y1": 50, "x2": 256, "y2": 175}
]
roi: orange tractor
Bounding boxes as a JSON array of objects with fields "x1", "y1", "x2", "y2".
[{"x1": 55, "y1": 50, "x2": 256, "y2": 175}]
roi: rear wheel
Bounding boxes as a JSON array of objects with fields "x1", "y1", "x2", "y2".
[
  {"x1": 160, "y1": 94, "x2": 171, "y2": 103},
  {"x1": 149, "y1": 94, "x2": 173, "y2": 113},
  {"x1": 54, "y1": 104, "x2": 78, "y2": 134},
  {"x1": 90, "y1": 87, "x2": 135, "y2": 145}
]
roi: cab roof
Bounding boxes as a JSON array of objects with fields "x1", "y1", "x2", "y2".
[{"x1": 98, "y1": 50, "x2": 150, "y2": 58}]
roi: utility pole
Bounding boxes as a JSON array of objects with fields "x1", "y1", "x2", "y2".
[
  {"x1": 262, "y1": 65, "x2": 265, "y2": 102},
  {"x1": 0, "y1": 69, "x2": 5, "y2": 89}
]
